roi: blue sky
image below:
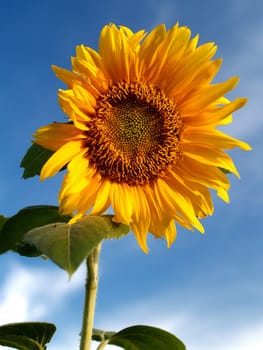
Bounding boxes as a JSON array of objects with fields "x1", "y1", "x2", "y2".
[{"x1": 0, "y1": 0, "x2": 262, "y2": 349}]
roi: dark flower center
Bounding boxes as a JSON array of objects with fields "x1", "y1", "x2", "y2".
[{"x1": 85, "y1": 81, "x2": 183, "y2": 185}]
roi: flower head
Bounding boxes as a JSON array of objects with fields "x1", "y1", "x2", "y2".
[{"x1": 34, "y1": 23, "x2": 251, "y2": 252}]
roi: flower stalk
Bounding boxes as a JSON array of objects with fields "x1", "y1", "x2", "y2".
[{"x1": 80, "y1": 242, "x2": 102, "y2": 350}]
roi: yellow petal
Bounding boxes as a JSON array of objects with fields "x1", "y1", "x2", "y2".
[
  {"x1": 154, "y1": 178, "x2": 204, "y2": 233},
  {"x1": 77, "y1": 174, "x2": 102, "y2": 212},
  {"x1": 183, "y1": 97, "x2": 247, "y2": 125},
  {"x1": 167, "y1": 42, "x2": 217, "y2": 97},
  {"x1": 52, "y1": 65, "x2": 80, "y2": 88},
  {"x1": 184, "y1": 127, "x2": 251, "y2": 151},
  {"x1": 217, "y1": 188, "x2": 230, "y2": 202},
  {"x1": 58, "y1": 90, "x2": 91, "y2": 129},
  {"x1": 167, "y1": 168, "x2": 214, "y2": 217},
  {"x1": 110, "y1": 183, "x2": 133, "y2": 225},
  {"x1": 130, "y1": 186, "x2": 151, "y2": 253},
  {"x1": 59, "y1": 152, "x2": 94, "y2": 200},
  {"x1": 99, "y1": 24, "x2": 131, "y2": 81},
  {"x1": 34, "y1": 123, "x2": 84, "y2": 151},
  {"x1": 164, "y1": 221, "x2": 177, "y2": 248},
  {"x1": 40, "y1": 141, "x2": 83, "y2": 180},
  {"x1": 183, "y1": 144, "x2": 240, "y2": 178},
  {"x1": 91, "y1": 179, "x2": 111, "y2": 215},
  {"x1": 61, "y1": 173, "x2": 101, "y2": 215},
  {"x1": 177, "y1": 157, "x2": 230, "y2": 192},
  {"x1": 180, "y1": 77, "x2": 239, "y2": 112}
]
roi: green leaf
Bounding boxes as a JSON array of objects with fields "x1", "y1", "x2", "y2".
[
  {"x1": 24, "y1": 215, "x2": 130, "y2": 276},
  {"x1": 20, "y1": 143, "x2": 54, "y2": 179},
  {"x1": 218, "y1": 167, "x2": 231, "y2": 175},
  {"x1": 16, "y1": 242, "x2": 43, "y2": 258},
  {"x1": 0, "y1": 322, "x2": 56, "y2": 350},
  {"x1": 0, "y1": 205, "x2": 71, "y2": 255},
  {"x1": 0, "y1": 215, "x2": 8, "y2": 232},
  {"x1": 108, "y1": 325, "x2": 186, "y2": 350}
]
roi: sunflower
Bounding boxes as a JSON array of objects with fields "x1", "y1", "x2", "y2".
[{"x1": 34, "y1": 23, "x2": 251, "y2": 252}]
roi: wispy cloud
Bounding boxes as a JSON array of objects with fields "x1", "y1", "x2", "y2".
[
  {"x1": 94, "y1": 292, "x2": 263, "y2": 350},
  {"x1": 1, "y1": 258, "x2": 262, "y2": 350},
  {"x1": 0, "y1": 260, "x2": 84, "y2": 324},
  {"x1": 145, "y1": 0, "x2": 180, "y2": 27}
]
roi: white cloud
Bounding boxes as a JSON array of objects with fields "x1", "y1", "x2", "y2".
[
  {"x1": 0, "y1": 261, "x2": 84, "y2": 324},
  {"x1": 1, "y1": 261, "x2": 262, "y2": 350},
  {"x1": 222, "y1": 323, "x2": 263, "y2": 350},
  {"x1": 0, "y1": 260, "x2": 85, "y2": 349},
  {"x1": 93, "y1": 297, "x2": 263, "y2": 350},
  {"x1": 185, "y1": 321, "x2": 263, "y2": 350}
]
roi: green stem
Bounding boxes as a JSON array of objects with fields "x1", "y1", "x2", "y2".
[
  {"x1": 96, "y1": 339, "x2": 110, "y2": 350},
  {"x1": 80, "y1": 242, "x2": 102, "y2": 350}
]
